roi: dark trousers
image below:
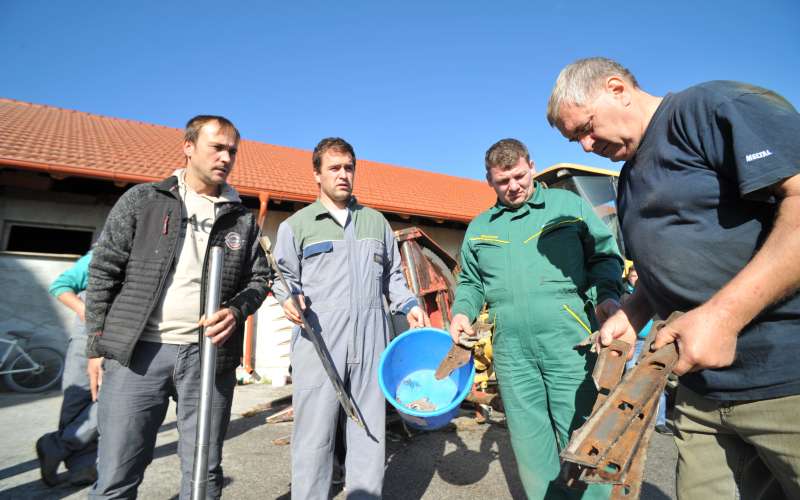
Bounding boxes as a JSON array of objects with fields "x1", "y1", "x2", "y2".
[
  {"x1": 89, "y1": 341, "x2": 236, "y2": 499},
  {"x1": 42, "y1": 330, "x2": 98, "y2": 470}
]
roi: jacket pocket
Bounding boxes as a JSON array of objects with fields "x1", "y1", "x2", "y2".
[
  {"x1": 473, "y1": 241, "x2": 507, "y2": 280},
  {"x1": 132, "y1": 203, "x2": 174, "y2": 260},
  {"x1": 365, "y1": 239, "x2": 385, "y2": 300},
  {"x1": 302, "y1": 240, "x2": 334, "y2": 259},
  {"x1": 301, "y1": 240, "x2": 334, "y2": 279},
  {"x1": 473, "y1": 241, "x2": 508, "y2": 303}
]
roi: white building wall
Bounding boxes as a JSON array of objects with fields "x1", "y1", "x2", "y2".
[{"x1": 253, "y1": 295, "x2": 293, "y2": 385}]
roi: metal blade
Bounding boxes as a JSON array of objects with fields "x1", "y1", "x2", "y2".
[
  {"x1": 560, "y1": 311, "x2": 684, "y2": 492},
  {"x1": 258, "y1": 233, "x2": 365, "y2": 428},
  {"x1": 434, "y1": 343, "x2": 472, "y2": 380}
]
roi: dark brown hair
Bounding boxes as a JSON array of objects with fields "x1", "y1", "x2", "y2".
[
  {"x1": 184, "y1": 115, "x2": 240, "y2": 144},
  {"x1": 312, "y1": 137, "x2": 356, "y2": 173}
]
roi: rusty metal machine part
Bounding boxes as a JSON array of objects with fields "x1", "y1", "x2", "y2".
[
  {"x1": 560, "y1": 312, "x2": 684, "y2": 499},
  {"x1": 394, "y1": 227, "x2": 457, "y2": 331},
  {"x1": 561, "y1": 338, "x2": 631, "y2": 491},
  {"x1": 434, "y1": 343, "x2": 472, "y2": 380},
  {"x1": 592, "y1": 339, "x2": 630, "y2": 407},
  {"x1": 434, "y1": 315, "x2": 493, "y2": 380},
  {"x1": 402, "y1": 397, "x2": 438, "y2": 412}
]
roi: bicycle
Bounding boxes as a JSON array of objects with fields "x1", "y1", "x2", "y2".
[{"x1": 0, "y1": 331, "x2": 65, "y2": 393}]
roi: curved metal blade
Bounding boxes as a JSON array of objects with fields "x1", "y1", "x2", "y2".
[
  {"x1": 259, "y1": 233, "x2": 365, "y2": 428},
  {"x1": 435, "y1": 343, "x2": 471, "y2": 380}
]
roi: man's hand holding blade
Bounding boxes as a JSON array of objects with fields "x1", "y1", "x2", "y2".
[
  {"x1": 281, "y1": 294, "x2": 307, "y2": 325},
  {"x1": 437, "y1": 313, "x2": 474, "y2": 380},
  {"x1": 449, "y1": 313, "x2": 475, "y2": 347}
]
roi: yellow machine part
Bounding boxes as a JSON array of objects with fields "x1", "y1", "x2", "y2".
[
  {"x1": 472, "y1": 308, "x2": 495, "y2": 389},
  {"x1": 623, "y1": 259, "x2": 634, "y2": 276}
]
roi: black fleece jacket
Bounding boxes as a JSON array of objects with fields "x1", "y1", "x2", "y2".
[{"x1": 85, "y1": 175, "x2": 272, "y2": 373}]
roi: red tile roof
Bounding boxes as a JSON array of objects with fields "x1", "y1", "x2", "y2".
[{"x1": 0, "y1": 98, "x2": 496, "y2": 223}]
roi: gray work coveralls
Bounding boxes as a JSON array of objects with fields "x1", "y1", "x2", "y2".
[{"x1": 273, "y1": 198, "x2": 417, "y2": 499}]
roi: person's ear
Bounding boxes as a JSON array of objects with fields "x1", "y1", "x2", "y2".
[{"x1": 606, "y1": 76, "x2": 631, "y2": 106}]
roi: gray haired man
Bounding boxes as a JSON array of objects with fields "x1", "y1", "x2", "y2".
[{"x1": 547, "y1": 57, "x2": 800, "y2": 498}]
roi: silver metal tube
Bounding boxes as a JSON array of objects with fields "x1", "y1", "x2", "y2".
[{"x1": 191, "y1": 246, "x2": 224, "y2": 500}]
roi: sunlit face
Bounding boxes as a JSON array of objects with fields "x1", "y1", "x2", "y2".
[
  {"x1": 486, "y1": 157, "x2": 535, "y2": 208},
  {"x1": 557, "y1": 85, "x2": 642, "y2": 162},
  {"x1": 315, "y1": 150, "x2": 355, "y2": 207},
  {"x1": 183, "y1": 121, "x2": 238, "y2": 190}
]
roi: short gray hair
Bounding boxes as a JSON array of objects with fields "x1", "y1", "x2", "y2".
[{"x1": 546, "y1": 57, "x2": 639, "y2": 127}]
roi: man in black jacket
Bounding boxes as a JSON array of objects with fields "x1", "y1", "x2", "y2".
[{"x1": 85, "y1": 115, "x2": 272, "y2": 499}]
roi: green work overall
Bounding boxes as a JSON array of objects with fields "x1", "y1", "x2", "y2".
[{"x1": 453, "y1": 183, "x2": 623, "y2": 499}]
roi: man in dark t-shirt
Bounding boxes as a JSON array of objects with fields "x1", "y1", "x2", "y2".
[{"x1": 546, "y1": 57, "x2": 800, "y2": 499}]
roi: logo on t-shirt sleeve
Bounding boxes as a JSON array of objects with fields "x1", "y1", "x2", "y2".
[{"x1": 745, "y1": 149, "x2": 773, "y2": 162}]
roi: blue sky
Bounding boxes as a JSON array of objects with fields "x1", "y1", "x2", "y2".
[{"x1": 1, "y1": 1, "x2": 798, "y2": 180}]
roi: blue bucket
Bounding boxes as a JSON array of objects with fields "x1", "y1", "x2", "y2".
[{"x1": 379, "y1": 327, "x2": 474, "y2": 430}]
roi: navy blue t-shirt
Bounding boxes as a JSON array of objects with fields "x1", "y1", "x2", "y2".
[{"x1": 618, "y1": 81, "x2": 800, "y2": 401}]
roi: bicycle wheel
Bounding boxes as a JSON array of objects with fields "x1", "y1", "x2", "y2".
[{"x1": 3, "y1": 346, "x2": 65, "y2": 393}]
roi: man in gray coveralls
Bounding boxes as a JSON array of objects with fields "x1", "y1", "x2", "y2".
[{"x1": 273, "y1": 137, "x2": 429, "y2": 499}]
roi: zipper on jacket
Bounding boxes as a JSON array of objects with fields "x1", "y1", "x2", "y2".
[
  {"x1": 154, "y1": 211, "x2": 172, "y2": 256},
  {"x1": 148, "y1": 193, "x2": 183, "y2": 313},
  {"x1": 149, "y1": 209, "x2": 179, "y2": 306}
]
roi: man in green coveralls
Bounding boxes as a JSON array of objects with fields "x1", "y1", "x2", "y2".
[{"x1": 449, "y1": 139, "x2": 624, "y2": 499}]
